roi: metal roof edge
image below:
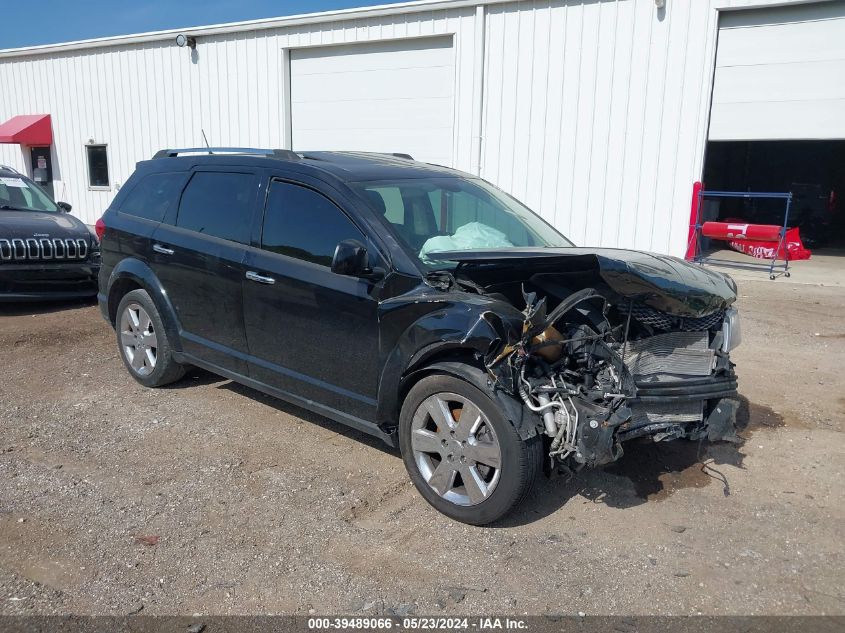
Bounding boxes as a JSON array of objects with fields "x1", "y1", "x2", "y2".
[{"x1": 0, "y1": 0, "x2": 494, "y2": 59}]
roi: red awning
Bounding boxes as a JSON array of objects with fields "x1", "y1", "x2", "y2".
[{"x1": 0, "y1": 114, "x2": 52, "y2": 145}]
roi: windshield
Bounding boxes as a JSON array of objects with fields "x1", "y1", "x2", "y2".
[
  {"x1": 353, "y1": 177, "x2": 573, "y2": 268},
  {"x1": 0, "y1": 174, "x2": 58, "y2": 213}
]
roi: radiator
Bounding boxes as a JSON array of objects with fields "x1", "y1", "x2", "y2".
[
  {"x1": 622, "y1": 331, "x2": 713, "y2": 430},
  {"x1": 622, "y1": 331, "x2": 714, "y2": 383}
]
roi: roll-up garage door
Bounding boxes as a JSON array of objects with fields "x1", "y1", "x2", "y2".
[
  {"x1": 290, "y1": 37, "x2": 455, "y2": 166},
  {"x1": 709, "y1": 2, "x2": 845, "y2": 141}
]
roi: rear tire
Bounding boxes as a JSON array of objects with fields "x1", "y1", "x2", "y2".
[
  {"x1": 399, "y1": 372, "x2": 542, "y2": 525},
  {"x1": 115, "y1": 289, "x2": 186, "y2": 388}
]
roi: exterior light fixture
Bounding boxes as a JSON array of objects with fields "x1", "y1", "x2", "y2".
[
  {"x1": 175, "y1": 34, "x2": 197, "y2": 49},
  {"x1": 655, "y1": 0, "x2": 666, "y2": 8}
]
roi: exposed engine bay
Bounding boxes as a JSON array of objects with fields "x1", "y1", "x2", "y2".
[{"x1": 425, "y1": 248, "x2": 743, "y2": 473}]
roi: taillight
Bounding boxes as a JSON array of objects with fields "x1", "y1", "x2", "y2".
[{"x1": 94, "y1": 217, "x2": 106, "y2": 241}]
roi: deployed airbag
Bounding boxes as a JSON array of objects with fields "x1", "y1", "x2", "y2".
[{"x1": 420, "y1": 222, "x2": 514, "y2": 264}]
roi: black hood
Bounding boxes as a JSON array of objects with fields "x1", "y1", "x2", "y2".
[
  {"x1": 0, "y1": 210, "x2": 91, "y2": 241},
  {"x1": 426, "y1": 247, "x2": 736, "y2": 317}
]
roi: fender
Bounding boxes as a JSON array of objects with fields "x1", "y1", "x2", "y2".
[
  {"x1": 104, "y1": 257, "x2": 183, "y2": 351},
  {"x1": 375, "y1": 295, "x2": 524, "y2": 432}
]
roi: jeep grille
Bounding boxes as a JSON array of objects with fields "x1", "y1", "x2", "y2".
[{"x1": 0, "y1": 238, "x2": 89, "y2": 262}]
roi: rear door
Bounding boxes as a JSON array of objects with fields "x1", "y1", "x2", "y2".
[
  {"x1": 151, "y1": 167, "x2": 261, "y2": 375},
  {"x1": 242, "y1": 175, "x2": 383, "y2": 422},
  {"x1": 110, "y1": 170, "x2": 189, "y2": 266}
]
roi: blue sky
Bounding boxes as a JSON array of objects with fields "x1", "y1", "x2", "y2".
[{"x1": 0, "y1": 1, "x2": 392, "y2": 49}]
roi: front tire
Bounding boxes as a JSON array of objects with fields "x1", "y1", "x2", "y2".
[
  {"x1": 115, "y1": 289, "x2": 186, "y2": 388},
  {"x1": 399, "y1": 372, "x2": 542, "y2": 525}
]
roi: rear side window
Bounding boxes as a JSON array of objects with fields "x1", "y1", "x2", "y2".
[
  {"x1": 261, "y1": 181, "x2": 363, "y2": 267},
  {"x1": 119, "y1": 173, "x2": 184, "y2": 222},
  {"x1": 176, "y1": 172, "x2": 253, "y2": 243}
]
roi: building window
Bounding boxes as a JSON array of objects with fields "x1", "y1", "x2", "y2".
[{"x1": 86, "y1": 144, "x2": 110, "y2": 188}]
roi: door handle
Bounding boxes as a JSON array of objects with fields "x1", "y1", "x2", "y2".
[
  {"x1": 246, "y1": 271, "x2": 276, "y2": 285},
  {"x1": 152, "y1": 243, "x2": 174, "y2": 255}
]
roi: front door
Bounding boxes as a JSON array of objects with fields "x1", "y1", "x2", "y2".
[
  {"x1": 242, "y1": 177, "x2": 382, "y2": 422},
  {"x1": 151, "y1": 168, "x2": 260, "y2": 375}
]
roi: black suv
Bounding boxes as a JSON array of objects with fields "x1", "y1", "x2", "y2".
[
  {"x1": 0, "y1": 165, "x2": 99, "y2": 300},
  {"x1": 98, "y1": 148, "x2": 742, "y2": 525}
]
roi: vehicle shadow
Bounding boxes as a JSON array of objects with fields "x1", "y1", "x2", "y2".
[
  {"x1": 165, "y1": 367, "x2": 231, "y2": 388},
  {"x1": 159, "y1": 372, "x2": 775, "y2": 527},
  {"x1": 215, "y1": 374, "x2": 398, "y2": 456},
  {"x1": 0, "y1": 297, "x2": 97, "y2": 317},
  {"x1": 494, "y1": 394, "x2": 769, "y2": 528}
]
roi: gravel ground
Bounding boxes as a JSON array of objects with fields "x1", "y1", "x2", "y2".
[{"x1": 0, "y1": 278, "x2": 843, "y2": 616}]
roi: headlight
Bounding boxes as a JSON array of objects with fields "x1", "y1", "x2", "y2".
[{"x1": 721, "y1": 307, "x2": 741, "y2": 353}]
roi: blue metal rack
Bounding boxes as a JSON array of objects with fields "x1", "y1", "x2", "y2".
[{"x1": 688, "y1": 190, "x2": 793, "y2": 280}]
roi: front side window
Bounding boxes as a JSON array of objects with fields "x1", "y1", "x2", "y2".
[
  {"x1": 0, "y1": 174, "x2": 58, "y2": 213},
  {"x1": 119, "y1": 173, "x2": 185, "y2": 222},
  {"x1": 176, "y1": 171, "x2": 253, "y2": 243},
  {"x1": 353, "y1": 177, "x2": 573, "y2": 267},
  {"x1": 86, "y1": 145, "x2": 110, "y2": 188},
  {"x1": 262, "y1": 180, "x2": 364, "y2": 267}
]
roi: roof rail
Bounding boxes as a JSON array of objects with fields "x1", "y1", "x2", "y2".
[
  {"x1": 152, "y1": 147, "x2": 299, "y2": 160},
  {"x1": 390, "y1": 153, "x2": 413, "y2": 160}
]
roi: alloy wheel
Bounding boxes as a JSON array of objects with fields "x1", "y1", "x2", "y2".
[
  {"x1": 410, "y1": 392, "x2": 502, "y2": 506},
  {"x1": 119, "y1": 303, "x2": 158, "y2": 376}
]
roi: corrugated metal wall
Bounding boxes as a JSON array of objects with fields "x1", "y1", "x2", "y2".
[
  {"x1": 481, "y1": 0, "x2": 716, "y2": 255},
  {"x1": 0, "y1": 0, "x2": 722, "y2": 256}
]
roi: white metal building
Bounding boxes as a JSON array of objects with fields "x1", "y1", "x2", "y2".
[{"x1": 2, "y1": 0, "x2": 844, "y2": 257}]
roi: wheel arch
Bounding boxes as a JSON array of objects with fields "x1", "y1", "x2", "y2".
[
  {"x1": 376, "y1": 302, "x2": 520, "y2": 429},
  {"x1": 106, "y1": 258, "x2": 182, "y2": 351},
  {"x1": 394, "y1": 358, "x2": 542, "y2": 442}
]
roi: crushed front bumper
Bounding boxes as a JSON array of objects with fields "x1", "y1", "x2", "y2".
[{"x1": 570, "y1": 378, "x2": 740, "y2": 468}]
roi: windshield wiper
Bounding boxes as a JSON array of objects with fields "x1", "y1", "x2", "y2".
[{"x1": 0, "y1": 204, "x2": 32, "y2": 211}]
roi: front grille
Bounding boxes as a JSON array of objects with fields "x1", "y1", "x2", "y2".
[
  {"x1": 0, "y1": 237, "x2": 89, "y2": 263},
  {"x1": 631, "y1": 303, "x2": 724, "y2": 332}
]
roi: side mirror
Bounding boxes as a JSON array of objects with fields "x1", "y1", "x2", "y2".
[
  {"x1": 57, "y1": 201, "x2": 72, "y2": 213},
  {"x1": 331, "y1": 239, "x2": 370, "y2": 277}
]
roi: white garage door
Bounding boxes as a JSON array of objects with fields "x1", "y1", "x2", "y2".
[
  {"x1": 290, "y1": 37, "x2": 455, "y2": 165},
  {"x1": 709, "y1": 1, "x2": 845, "y2": 141}
]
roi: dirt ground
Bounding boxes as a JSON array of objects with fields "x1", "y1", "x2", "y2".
[{"x1": 0, "y1": 276, "x2": 843, "y2": 616}]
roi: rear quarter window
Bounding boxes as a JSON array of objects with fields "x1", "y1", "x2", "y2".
[{"x1": 118, "y1": 173, "x2": 185, "y2": 222}]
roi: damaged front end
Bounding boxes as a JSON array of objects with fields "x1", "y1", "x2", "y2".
[{"x1": 431, "y1": 248, "x2": 743, "y2": 474}]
